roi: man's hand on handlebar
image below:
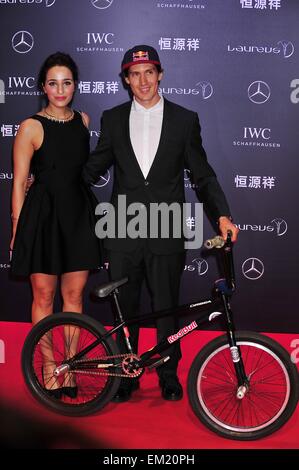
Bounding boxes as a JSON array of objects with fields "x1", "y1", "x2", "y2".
[{"x1": 218, "y1": 216, "x2": 239, "y2": 242}]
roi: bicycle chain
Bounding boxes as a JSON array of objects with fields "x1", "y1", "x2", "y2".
[{"x1": 70, "y1": 353, "x2": 143, "y2": 379}]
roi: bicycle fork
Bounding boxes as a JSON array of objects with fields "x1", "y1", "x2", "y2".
[{"x1": 221, "y1": 292, "x2": 249, "y2": 399}]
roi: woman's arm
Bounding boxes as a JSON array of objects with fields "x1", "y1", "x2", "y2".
[
  {"x1": 10, "y1": 119, "x2": 40, "y2": 249},
  {"x1": 80, "y1": 111, "x2": 90, "y2": 129},
  {"x1": 82, "y1": 111, "x2": 114, "y2": 185}
]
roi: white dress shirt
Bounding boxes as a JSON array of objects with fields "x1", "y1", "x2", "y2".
[{"x1": 129, "y1": 96, "x2": 164, "y2": 179}]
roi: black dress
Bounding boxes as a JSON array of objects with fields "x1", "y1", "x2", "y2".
[{"x1": 11, "y1": 111, "x2": 101, "y2": 276}]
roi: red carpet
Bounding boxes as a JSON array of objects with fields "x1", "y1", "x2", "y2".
[{"x1": 1, "y1": 321, "x2": 299, "y2": 449}]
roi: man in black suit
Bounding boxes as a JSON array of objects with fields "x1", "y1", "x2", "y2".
[{"x1": 83, "y1": 45, "x2": 238, "y2": 402}]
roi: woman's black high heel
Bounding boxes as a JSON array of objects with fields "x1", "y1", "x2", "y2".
[
  {"x1": 62, "y1": 386, "x2": 78, "y2": 399},
  {"x1": 62, "y1": 372, "x2": 78, "y2": 398},
  {"x1": 41, "y1": 366, "x2": 63, "y2": 399}
]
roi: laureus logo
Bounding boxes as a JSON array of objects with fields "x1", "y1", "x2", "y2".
[
  {"x1": 271, "y1": 218, "x2": 288, "y2": 236},
  {"x1": 236, "y1": 218, "x2": 287, "y2": 236},
  {"x1": 92, "y1": 170, "x2": 111, "y2": 188},
  {"x1": 92, "y1": 0, "x2": 114, "y2": 9},
  {"x1": 195, "y1": 81, "x2": 213, "y2": 99},
  {"x1": 159, "y1": 81, "x2": 213, "y2": 99},
  {"x1": 277, "y1": 41, "x2": 295, "y2": 59},
  {"x1": 191, "y1": 258, "x2": 208, "y2": 276},
  {"x1": 227, "y1": 40, "x2": 294, "y2": 59},
  {"x1": 1, "y1": 0, "x2": 56, "y2": 5}
]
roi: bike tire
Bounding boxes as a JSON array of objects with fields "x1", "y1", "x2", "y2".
[
  {"x1": 22, "y1": 312, "x2": 121, "y2": 417},
  {"x1": 187, "y1": 331, "x2": 299, "y2": 440}
]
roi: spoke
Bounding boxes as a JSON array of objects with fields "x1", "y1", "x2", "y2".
[
  {"x1": 32, "y1": 322, "x2": 115, "y2": 406},
  {"x1": 198, "y1": 342, "x2": 289, "y2": 431}
]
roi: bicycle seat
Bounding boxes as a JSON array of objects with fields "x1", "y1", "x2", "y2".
[{"x1": 92, "y1": 277, "x2": 128, "y2": 298}]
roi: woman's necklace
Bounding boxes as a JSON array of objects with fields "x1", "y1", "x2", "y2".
[{"x1": 43, "y1": 108, "x2": 74, "y2": 123}]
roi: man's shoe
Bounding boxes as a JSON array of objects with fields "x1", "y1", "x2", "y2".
[
  {"x1": 111, "y1": 379, "x2": 140, "y2": 403},
  {"x1": 159, "y1": 374, "x2": 183, "y2": 401}
]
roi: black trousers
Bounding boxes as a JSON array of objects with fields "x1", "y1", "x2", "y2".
[{"x1": 107, "y1": 246, "x2": 185, "y2": 376}]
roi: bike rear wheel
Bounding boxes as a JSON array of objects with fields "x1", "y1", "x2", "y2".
[
  {"x1": 22, "y1": 313, "x2": 121, "y2": 416},
  {"x1": 187, "y1": 331, "x2": 299, "y2": 440}
]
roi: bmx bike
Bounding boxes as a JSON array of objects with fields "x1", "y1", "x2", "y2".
[{"x1": 21, "y1": 233, "x2": 299, "y2": 440}]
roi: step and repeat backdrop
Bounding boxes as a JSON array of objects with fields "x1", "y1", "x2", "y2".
[{"x1": 0, "y1": 0, "x2": 298, "y2": 332}]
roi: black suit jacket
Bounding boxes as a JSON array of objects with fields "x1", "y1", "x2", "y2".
[{"x1": 83, "y1": 98, "x2": 231, "y2": 254}]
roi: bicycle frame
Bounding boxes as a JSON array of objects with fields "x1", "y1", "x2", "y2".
[
  {"x1": 21, "y1": 233, "x2": 299, "y2": 438},
  {"x1": 68, "y1": 234, "x2": 249, "y2": 388}
]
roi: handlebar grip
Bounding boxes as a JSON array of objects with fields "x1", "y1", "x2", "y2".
[
  {"x1": 204, "y1": 230, "x2": 234, "y2": 250},
  {"x1": 204, "y1": 236, "x2": 225, "y2": 250}
]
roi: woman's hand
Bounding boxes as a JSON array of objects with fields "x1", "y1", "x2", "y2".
[{"x1": 9, "y1": 234, "x2": 15, "y2": 261}]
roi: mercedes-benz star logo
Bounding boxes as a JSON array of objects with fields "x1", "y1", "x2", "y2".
[
  {"x1": 12, "y1": 31, "x2": 34, "y2": 54},
  {"x1": 196, "y1": 82, "x2": 213, "y2": 99},
  {"x1": 92, "y1": 0, "x2": 114, "y2": 9},
  {"x1": 192, "y1": 258, "x2": 208, "y2": 276},
  {"x1": 92, "y1": 170, "x2": 110, "y2": 188},
  {"x1": 242, "y1": 258, "x2": 264, "y2": 280},
  {"x1": 248, "y1": 81, "x2": 271, "y2": 104}
]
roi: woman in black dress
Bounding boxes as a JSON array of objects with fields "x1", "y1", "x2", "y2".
[{"x1": 10, "y1": 52, "x2": 101, "y2": 396}]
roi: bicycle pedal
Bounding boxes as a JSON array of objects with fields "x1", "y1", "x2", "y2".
[{"x1": 147, "y1": 356, "x2": 170, "y2": 370}]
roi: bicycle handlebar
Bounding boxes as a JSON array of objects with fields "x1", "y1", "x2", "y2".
[
  {"x1": 204, "y1": 230, "x2": 233, "y2": 250},
  {"x1": 204, "y1": 231, "x2": 236, "y2": 292},
  {"x1": 204, "y1": 235, "x2": 225, "y2": 249}
]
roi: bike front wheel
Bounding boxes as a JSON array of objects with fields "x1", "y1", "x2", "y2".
[
  {"x1": 188, "y1": 331, "x2": 299, "y2": 440},
  {"x1": 22, "y1": 313, "x2": 121, "y2": 416}
]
